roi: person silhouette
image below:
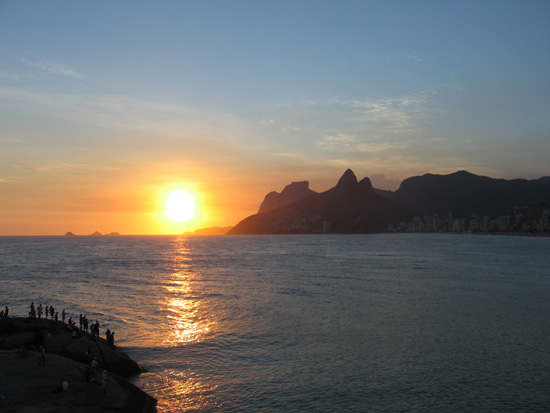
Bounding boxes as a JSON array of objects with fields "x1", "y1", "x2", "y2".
[
  {"x1": 38, "y1": 344, "x2": 46, "y2": 366},
  {"x1": 101, "y1": 370, "x2": 108, "y2": 394}
]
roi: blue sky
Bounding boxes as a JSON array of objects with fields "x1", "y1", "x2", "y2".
[{"x1": 1, "y1": 1, "x2": 549, "y2": 234}]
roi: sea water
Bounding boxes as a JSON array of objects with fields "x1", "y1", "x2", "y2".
[{"x1": 0, "y1": 234, "x2": 549, "y2": 412}]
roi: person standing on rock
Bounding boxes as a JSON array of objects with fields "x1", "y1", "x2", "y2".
[
  {"x1": 101, "y1": 370, "x2": 108, "y2": 394},
  {"x1": 50, "y1": 305, "x2": 54, "y2": 319},
  {"x1": 45, "y1": 305, "x2": 49, "y2": 319},
  {"x1": 30, "y1": 302, "x2": 36, "y2": 320},
  {"x1": 38, "y1": 303, "x2": 43, "y2": 319},
  {"x1": 38, "y1": 344, "x2": 46, "y2": 366},
  {"x1": 62, "y1": 309, "x2": 66, "y2": 323}
]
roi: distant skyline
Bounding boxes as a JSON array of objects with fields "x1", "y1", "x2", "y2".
[{"x1": 1, "y1": 1, "x2": 549, "y2": 235}]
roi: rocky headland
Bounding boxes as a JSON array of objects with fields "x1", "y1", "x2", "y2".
[
  {"x1": 229, "y1": 169, "x2": 413, "y2": 234},
  {"x1": 228, "y1": 169, "x2": 550, "y2": 235},
  {"x1": 0, "y1": 317, "x2": 156, "y2": 412}
]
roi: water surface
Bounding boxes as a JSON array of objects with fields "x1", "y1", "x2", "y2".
[{"x1": 1, "y1": 234, "x2": 549, "y2": 411}]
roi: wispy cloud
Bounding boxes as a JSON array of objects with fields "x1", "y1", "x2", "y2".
[
  {"x1": 286, "y1": 91, "x2": 438, "y2": 142},
  {"x1": 0, "y1": 70, "x2": 23, "y2": 81},
  {"x1": 406, "y1": 53, "x2": 422, "y2": 62},
  {"x1": 20, "y1": 58, "x2": 83, "y2": 79},
  {"x1": 267, "y1": 90, "x2": 444, "y2": 179},
  {"x1": 315, "y1": 133, "x2": 357, "y2": 152},
  {"x1": 348, "y1": 94, "x2": 433, "y2": 137}
]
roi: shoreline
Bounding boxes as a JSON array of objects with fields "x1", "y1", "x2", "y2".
[{"x1": 0, "y1": 316, "x2": 157, "y2": 412}]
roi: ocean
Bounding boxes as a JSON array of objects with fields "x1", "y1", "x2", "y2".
[{"x1": 1, "y1": 234, "x2": 549, "y2": 412}]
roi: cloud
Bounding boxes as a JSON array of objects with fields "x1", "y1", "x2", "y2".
[
  {"x1": 259, "y1": 118, "x2": 278, "y2": 126},
  {"x1": 369, "y1": 173, "x2": 401, "y2": 190},
  {"x1": 316, "y1": 134, "x2": 357, "y2": 152},
  {"x1": 294, "y1": 91, "x2": 437, "y2": 152},
  {"x1": 285, "y1": 91, "x2": 437, "y2": 138},
  {"x1": 266, "y1": 90, "x2": 449, "y2": 181},
  {"x1": 406, "y1": 53, "x2": 422, "y2": 62},
  {"x1": 20, "y1": 58, "x2": 83, "y2": 79},
  {"x1": 0, "y1": 70, "x2": 23, "y2": 81}
]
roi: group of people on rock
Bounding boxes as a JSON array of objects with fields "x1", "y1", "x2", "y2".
[
  {"x1": 78, "y1": 313, "x2": 92, "y2": 333},
  {"x1": 0, "y1": 306, "x2": 9, "y2": 319},
  {"x1": 105, "y1": 329, "x2": 116, "y2": 347},
  {"x1": 21, "y1": 302, "x2": 116, "y2": 347},
  {"x1": 28, "y1": 302, "x2": 67, "y2": 323}
]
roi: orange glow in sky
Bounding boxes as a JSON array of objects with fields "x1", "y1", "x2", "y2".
[{"x1": 1, "y1": 2, "x2": 549, "y2": 235}]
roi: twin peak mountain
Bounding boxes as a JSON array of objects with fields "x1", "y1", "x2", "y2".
[
  {"x1": 228, "y1": 169, "x2": 550, "y2": 234},
  {"x1": 229, "y1": 169, "x2": 411, "y2": 234}
]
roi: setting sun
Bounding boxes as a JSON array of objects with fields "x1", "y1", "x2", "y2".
[{"x1": 165, "y1": 190, "x2": 196, "y2": 222}]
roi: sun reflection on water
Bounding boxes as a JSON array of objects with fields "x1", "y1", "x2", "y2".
[
  {"x1": 162, "y1": 238, "x2": 214, "y2": 347},
  {"x1": 152, "y1": 237, "x2": 218, "y2": 412},
  {"x1": 154, "y1": 369, "x2": 221, "y2": 412}
]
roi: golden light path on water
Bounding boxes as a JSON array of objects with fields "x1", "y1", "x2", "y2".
[{"x1": 152, "y1": 238, "x2": 218, "y2": 412}]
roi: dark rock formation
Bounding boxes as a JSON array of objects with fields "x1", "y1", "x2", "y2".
[
  {"x1": 43, "y1": 327, "x2": 141, "y2": 376},
  {"x1": 229, "y1": 170, "x2": 413, "y2": 234},
  {"x1": 380, "y1": 170, "x2": 550, "y2": 217},
  {"x1": 0, "y1": 318, "x2": 141, "y2": 376},
  {"x1": 258, "y1": 181, "x2": 317, "y2": 214},
  {"x1": 0, "y1": 317, "x2": 156, "y2": 412}
]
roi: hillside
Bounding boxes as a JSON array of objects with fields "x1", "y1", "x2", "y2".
[
  {"x1": 229, "y1": 170, "x2": 413, "y2": 234},
  {"x1": 381, "y1": 170, "x2": 550, "y2": 217}
]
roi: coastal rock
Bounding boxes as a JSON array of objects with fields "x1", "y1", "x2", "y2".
[
  {"x1": 0, "y1": 318, "x2": 155, "y2": 412},
  {"x1": 0, "y1": 349, "x2": 156, "y2": 413},
  {"x1": 43, "y1": 327, "x2": 141, "y2": 376},
  {"x1": 0, "y1": 331, "x2": 36, "y2": 349}
]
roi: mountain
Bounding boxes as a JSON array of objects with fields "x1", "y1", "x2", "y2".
[
  {"x1": 258, "y1": 181, "x2": 317, "y2": 213},
  {"x1": 381, "y1": 170, "x2": 550, "y2": 217},
  {"x1": 193, "y1": 226, "x2": 233, "y2": 235},
  {"x1": 539, "y1": 177, "x2": 550, "y2": 185},
  {"x1": 229, "y1": 170, "x2": 413, "y2": 234}
]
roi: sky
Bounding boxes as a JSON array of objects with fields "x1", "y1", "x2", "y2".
[{"x1": 1, "y1": 0, "x2": 549, "y2": 235}]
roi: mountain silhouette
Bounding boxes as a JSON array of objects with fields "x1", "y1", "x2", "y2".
[
  {"x1": 380, "y1": 170, "x2": 550, "y2": 217},
  {"x1": 258, "y1": 181, "x2": 316, "y2": 214},
  {"x1": 229, "y1": 170, "x2": 413, "y2": 234}
]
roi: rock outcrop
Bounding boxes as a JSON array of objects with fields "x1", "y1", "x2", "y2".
[
  {"x1": 258, "y1": 181, "x2": 317, "y2": 214},
  {"x1": 0, "y1": 317, "x2": 156, "y2": 412}
]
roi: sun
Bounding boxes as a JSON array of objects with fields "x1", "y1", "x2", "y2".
[{"x1": 165, "y1": 190, "x2": 196, "y2": 222}]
